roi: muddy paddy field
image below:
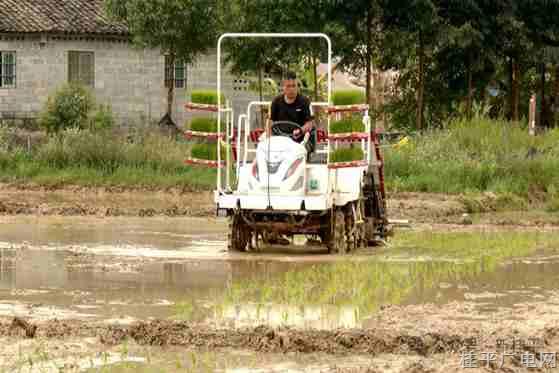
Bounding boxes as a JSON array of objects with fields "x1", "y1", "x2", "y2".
[{"x1": 1, "y1": 185, "x2": 559, "y2": 372}]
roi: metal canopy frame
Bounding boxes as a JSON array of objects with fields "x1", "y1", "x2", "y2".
[{"x1": 215, "y1": 33, "x2": 333, "y2": 193}]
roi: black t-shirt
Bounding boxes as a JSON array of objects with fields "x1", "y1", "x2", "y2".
[{"x1": 270, "y1": 94, "x2": 312, "y2": 127}]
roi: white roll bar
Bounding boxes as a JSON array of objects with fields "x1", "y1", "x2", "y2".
[{"x1": 216, "y1": 33, "x2": 333, "y2": 193}]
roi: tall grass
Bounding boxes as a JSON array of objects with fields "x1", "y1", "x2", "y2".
[
  {"x1": 1, "y1": 117, "x2": 558, "y2": 194},
  {"x1": 384, "y1": 117, "x2": 559, "y2": 200},
  {"x1": 0, "y1": 127, "x2": 216, "y2": 189}
]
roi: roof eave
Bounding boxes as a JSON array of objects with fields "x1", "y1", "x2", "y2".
[{"x1": 0, "y1": 30, "x2": 131, "y2": 38}]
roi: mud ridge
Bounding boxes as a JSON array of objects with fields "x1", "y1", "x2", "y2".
[
  {"x1": 0, "y1": 201, "x2": 213, "y2": 217},
  {"x1": 2, "y1": 318, "x2": 470, "y2": 356}
]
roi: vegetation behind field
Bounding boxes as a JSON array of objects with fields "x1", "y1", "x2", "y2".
[
  {"x1": 0, "y1": 127, "x2": 215, "y2": 190},
  {"x1": 384, "y1": 117, "x2": 559, "y2": 209},
  {"x1": 0, "y1": 117, "x2": 558, "y2": 209}
]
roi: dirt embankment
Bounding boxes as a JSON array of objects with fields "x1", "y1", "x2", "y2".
[
  {"x1": 1, "y1": 183, "x2": 557, "y2": 228},
  {"x1": 0, "y1": 184, "x2": 474, "y2": 219},
  {"x1": 0, "y1": 184, "x2": 215, "y2": 217}
]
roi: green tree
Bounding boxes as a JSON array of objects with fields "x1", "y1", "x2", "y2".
[
  {"x1": 104, "y1": 0, "x2": 220, "y2": 122},
  {"x1": 517, "y1": 0, "x2": 559, "y2": 127},
  {"x1": 224, "y1": 0, "x2": 333, "y2": 102},
  {"x1": 380, "y1": 0, "x2": 441, "y2": 130},
  {"x1": 438, "y1": 0, "x2": 487, "y2": 120},
  {"x1": 491, "y1": 0, "x2": 533, "y2": 122},
  {"x1": 329, "y1": 1, "x2": 382, "y2": 111}
]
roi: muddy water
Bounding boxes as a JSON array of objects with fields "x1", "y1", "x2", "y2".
[
  {"x1": 0, "y1": 215, "x2": 226, "y2": 250},
  {"x1": 402, "y1": 253, "x2": 559, "y2": 309},
  {"x1": 82, "y1": 348, "x2": 381, "y2": 373},
  {"x1": 0, "y1": 216, "x2": 558, "y2": 329},
  {"x1": 0, "y1": 216, "x2": 327, "y2": 323}
]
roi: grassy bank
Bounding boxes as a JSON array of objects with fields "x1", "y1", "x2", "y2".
[
  {"x1": 0, "y1": 127, "x2": 216, "y2": 189},
  {"x1": 1, "y1": 118, "x2": 558, "y2": 201},
  {"x1": 384, "y1": 118, "x2": 559, "y2": 209}
]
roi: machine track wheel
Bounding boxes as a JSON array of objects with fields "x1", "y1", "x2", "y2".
[
  {"x1": 327, "y1": 209, "x2": 348, "y2": 255},
  {"x1": 344, "y1": 201, "x2": 366, "y2": 252},
  {"x1": 350, "y1": 201, "x2": 367, "y2": 250},
  {"x1": 227, "y1": 213, "x2": 251, "y2": 252}
]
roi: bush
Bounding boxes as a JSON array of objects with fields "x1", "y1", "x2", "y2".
[
  {"x1": 190, "y1": 90, "x2": 226, "y2": 105},
  {"x1": 330, "y1": 118, "x2": 365, "y2": 133},
  {"x1": 188, "y1": 117, "x2": 220, "y2": 133},
  {"x1": 190, "y1": 143, "x2": 227, "y2": 160},
  {"x1": 37, "y1": 128, "x2": 189, "y2": 172},
  {"x1": 330, "y1": 147, "x2": 365, "y2": 163},
  {"x1": 90, "y1": 104, "x2": 115, "y2": 131},
  {"x1": 332, "y1": 90, "x2": 366, "y2": 106},
  {"x1": 40, "y1": 83, "x2": 95, "y2": 134}
]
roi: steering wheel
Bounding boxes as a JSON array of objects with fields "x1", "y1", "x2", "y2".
[{"x1": 271, "y1": 120, "x2": 302, "y2": 139}]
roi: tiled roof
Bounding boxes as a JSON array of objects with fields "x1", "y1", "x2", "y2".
[{"x1": 0, "y1": 0, "x2": 129, "y2": 35}]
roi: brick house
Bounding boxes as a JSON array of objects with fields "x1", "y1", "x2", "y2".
[{"x1": 0, "y1": 0, "x2": 258, "y2": 128}]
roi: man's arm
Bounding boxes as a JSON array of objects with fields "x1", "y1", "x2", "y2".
[
  {"x1": 293, "y1": 98, "x2": 314, "y2": 138},
  {"x1": 302, "y1": 98, "x2": 314, "y2": 133}
]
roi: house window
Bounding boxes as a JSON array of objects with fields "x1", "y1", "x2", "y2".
[
  {"x1": 68, "y1": 51, "x2": 95, "y2": 87},
  {"x1": 165, "y1": 56, "x2": 186, "y2": 89},
  {"x1": 0, "y1": 51, "x2": 16, "y2": 88}
]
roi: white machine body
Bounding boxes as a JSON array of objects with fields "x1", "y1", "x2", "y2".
[{"x1": 213, "y1": 33, "x2": 375, "y2": 214}]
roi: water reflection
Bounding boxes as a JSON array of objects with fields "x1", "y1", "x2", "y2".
[
  {"x1": 210, "y1": 303, "x2": 360, "y2": 329},
  {"x1": 4, "y1": 242, "x2": 559, "y2": 326},
  {"x1": 0, "y1": 216, "x2": 225, "y2": 250},
  {"x1": 217, "y1": 250, "x2": 559, "y2": 329},
  {"x1": 1, "y1": 217, "x2": 559, "y2": 329},
  {"x1": 0, "y1": 246, "x2": 311, "y2": 321},
  {"x1": 404, "y1": 257, "x2": 559, "y2": 307}
]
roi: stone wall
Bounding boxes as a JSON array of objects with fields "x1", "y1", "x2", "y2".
[{"x1": 0, "y1": 34, "x2": 261, "y2": 128}]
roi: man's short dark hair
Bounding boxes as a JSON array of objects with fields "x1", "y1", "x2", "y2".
[{"x1": 285, "y1": 71, "x2": 297, "y2": 81}]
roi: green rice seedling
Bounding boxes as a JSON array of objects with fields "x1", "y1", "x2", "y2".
[
  {"x1": 330, "y1": 147, "x2": 365, "y2": 163},
  {"x1": 332, "y1": 90, "x2": 366, "y2": 105},
  {"x1": 190, "y1": 90, "x2": 226, "y2": 105},
  {"x1": 329, "y1": 118, "x2": 365, "y2": 133},
  {"x1": 188, "y1": 118, "x2": 220, "y2": 133},
  {"x1": 190, "y1": 143, "x2": 227, "y2": 161}
]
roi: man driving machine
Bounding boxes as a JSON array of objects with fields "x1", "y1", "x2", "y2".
[
  {"x1": 262, "y1": 72, "x2": 315, "y2": 246},
  {"x1": 269, "y1": 71, "x2": 316, "y2": 156}
]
